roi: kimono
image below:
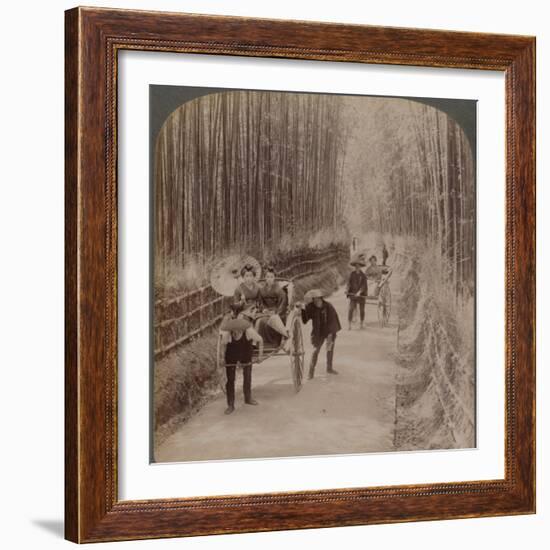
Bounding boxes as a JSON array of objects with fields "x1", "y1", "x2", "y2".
[
  {"x1": 255, "y1": 281, "x2": 288, "y2": 347},
  {"x1": 233, "y1": 282, "x2": 261, "y2": 313},
  {"x1": 259, "y1": 281, "x2": 286, "y2": 315}
]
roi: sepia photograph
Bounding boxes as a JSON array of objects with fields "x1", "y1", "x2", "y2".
[
  {"x1": 151, "y1": 86, "x2": 476, "y2": 463},
  {"x1": 57, "y1": 3, "x2": 537, "y2": 543}
]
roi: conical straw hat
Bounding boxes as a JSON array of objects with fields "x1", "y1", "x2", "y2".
[
  {"x1": 303, "y1": 288, "x2": 325, "y2": 303},
  {"x1": 219, "y1": 318, "x2": 251, "y2": 331}
]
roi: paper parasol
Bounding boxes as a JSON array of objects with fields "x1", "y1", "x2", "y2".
[{"x1": 210, "y1": 254, "x2": 261, "y2": 297}]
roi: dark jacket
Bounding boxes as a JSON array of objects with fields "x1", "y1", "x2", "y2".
[
  {"x1": 347, "y1": 270, "x2": 368, "y2": 297},
  {"x1": 301, "y1": 300, "x2": 341, "y2": 347}
]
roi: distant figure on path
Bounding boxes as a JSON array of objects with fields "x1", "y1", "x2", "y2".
[
  {"x1": 346, "y1": 258, "x2": 368, "y2": 330},
  {"x1": 382, "y1": 244, "x2": 389, "y2": 266},
  {"x1": 300, "y1": 289, "x2": 342, "y2": 379}
]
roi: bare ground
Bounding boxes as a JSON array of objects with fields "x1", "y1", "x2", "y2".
[{"x1": 154, "y1": 280, "x2": 400, "y2": 463}]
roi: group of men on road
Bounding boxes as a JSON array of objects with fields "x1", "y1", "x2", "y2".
[
  {"x1": 346, "y1": 245, "x2": 388, "y2": 330},
  {"x1": 219, "y1": 244, "x2": 390, "y2": 415}
]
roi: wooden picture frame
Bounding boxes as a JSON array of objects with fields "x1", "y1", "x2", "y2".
[{"x1": 65, "y1": 6, "x2": 536, "y2": 543}]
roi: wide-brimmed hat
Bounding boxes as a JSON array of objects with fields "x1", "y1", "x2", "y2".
[
  {"x1": 304, "y1": 288, "x2": 325, "y2": 303},
  {"x1": 220, "y1": 318, "x2": 251, "y2": 331},
  {"x1": 350, "y1": 251, "x2": 366, "y2": 267}
]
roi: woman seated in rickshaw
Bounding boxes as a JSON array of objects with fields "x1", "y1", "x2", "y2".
[
  {"x1": 257, "y1": 266, "x2": 289, "y2": 347},
  {"x1": 232, "y1": 264, "x2": 288, "y2": 347},
  {"x1": 258, "y1": 266, "x2": 285, "y2": 315},
  {"x1": 232, "y1": 264, "x2": 288, "y2": 348},
  {"x1": 233, "y1": 263, "x2": 261, "y2": 314}
]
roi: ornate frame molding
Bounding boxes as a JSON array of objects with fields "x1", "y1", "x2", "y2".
[{"x1": 65, "y1": 7, "x2": 535, "y2": 543}]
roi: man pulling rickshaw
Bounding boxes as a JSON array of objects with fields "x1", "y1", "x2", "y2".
[
  {"x1": 211, "y1": 256, "x2": 306, "y2": 414},
  {"x1": 346, "y1": 253, "x2": 393, "y2": 328},
  {"x1": 346, "y1": 256, "x2": 368, "y2": 330},
  {"x1": 298, "y1": 289, "x2": 342, "y2": 379}
]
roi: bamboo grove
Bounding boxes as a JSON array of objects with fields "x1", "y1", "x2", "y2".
[
  {"x1": 154, "y1": 90, "x2": 347, "y2": 283},
  {"x1": 412, "y1": 104, "x2": 475, "y2": 298},
  {"x1": 344, "y1": 99, "x2": 475, "y2": 299},
  {"x1": 154, "y1": 92, "x2": 475, "y2": 299}
]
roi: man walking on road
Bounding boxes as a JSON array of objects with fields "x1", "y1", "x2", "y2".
[
  {"x1": 300, "y1": 289, "x2": 342, "y2": 379},
  {"x1": 346, "y1": 258, "x2": 368, "y2": 330}
]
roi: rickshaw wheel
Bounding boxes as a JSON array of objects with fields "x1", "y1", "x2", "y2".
[
  {"x1": 216, "y1": 332, "x2": 227, "y2": 394},
  {"x1": 288, "y1": 313, "x2": 304, "y2": 392}
]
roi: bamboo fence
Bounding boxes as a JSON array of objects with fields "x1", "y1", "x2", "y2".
[{"x1": 154, "y1": 247, "x2": 347, "y2": 359}]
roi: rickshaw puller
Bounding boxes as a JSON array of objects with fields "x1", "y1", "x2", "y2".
[
  {"x1": 220, "y1": 318, "x2": 263, "y2": 415},
  {"x1": 347, "y1": 258, "x2": 368, "y2": 330}
]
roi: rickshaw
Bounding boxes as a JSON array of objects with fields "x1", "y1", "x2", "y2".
[
  {"x1": 348, "y1": 265, "x2": 392, "y2": 327},
  {"x1": 216, "y1": 278, "x2": 306, "y2": 393}
]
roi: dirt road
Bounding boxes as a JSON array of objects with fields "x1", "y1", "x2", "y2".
[{"x1": 155, "y1": 278, "x2": 399, "y2": 462}]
